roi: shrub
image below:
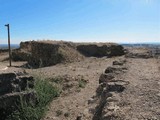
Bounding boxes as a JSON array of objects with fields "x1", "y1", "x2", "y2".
[{"x1": 78, "y1": 78, "x2": 87, "y2": 88}]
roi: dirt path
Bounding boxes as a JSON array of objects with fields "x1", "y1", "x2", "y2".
[{"x1": 28, "y1": 57, "x2": 119, "y2": 120}]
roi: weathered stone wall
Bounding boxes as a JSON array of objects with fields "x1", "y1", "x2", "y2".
[
  {"x1": 0, "y1": 72, "x2": 34, "y2": 96},
  {"x1": 0, "y1": 72, "x2": 36, "y2": 109},
  {"x1": 76, "y1": 43, "x2": 125, "y2": 57},
  {"x1": 12, "y1": 41, "x2": 125, "y2": 68},
  {"x1": 12, "y1": 41, "x2": 84, "y2": 68},
  {"x1": 92, "y1": 59, "x2": 128, "y2": 120}
]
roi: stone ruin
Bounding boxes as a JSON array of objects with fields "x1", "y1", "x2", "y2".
[
  {"x1": 12, "y1": 41, "x2": 125, "y2": 68},
  {"x1": 0, "y1": 71, "x2": 36, "y2": 118},
  {"x1": 77, "y1": 43, "x2": 125, "y2": 57},
  {"x1": 86, "y1": 59, "x2": 129, "y2": 120},
  {"x1": 12, "y1": 41, "x2": 84, "y2": 68}
]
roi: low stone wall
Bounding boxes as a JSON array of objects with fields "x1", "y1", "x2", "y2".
[{"x1": 89, "y1": 59, "x2": 129, "y2": 120}]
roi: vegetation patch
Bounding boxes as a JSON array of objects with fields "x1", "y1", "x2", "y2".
[
  {"x1": 6, "y1": 76, "x2": 61, "y2": 120},
  {"x1": 78, "y1": 78, "x2": 88, "y2": 88}
]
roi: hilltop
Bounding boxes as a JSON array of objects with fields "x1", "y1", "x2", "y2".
[{"x1": 0, "y1": 41, "x2": 160, "y2": 120}]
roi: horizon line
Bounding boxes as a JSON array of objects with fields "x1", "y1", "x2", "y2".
[{"x1": 1, "y1": 41, "x2": 160, "y2": 45}]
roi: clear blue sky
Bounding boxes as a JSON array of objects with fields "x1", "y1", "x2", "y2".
[{"x1": 0, "y1": 0, "x2": 159, "y2": 44}]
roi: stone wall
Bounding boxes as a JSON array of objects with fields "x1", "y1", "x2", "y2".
[
  {"x1": 0, "y1": 72, "x2": 36, "y2": 109},
  {"x1": 12, "y1": 41, "x2": 125, "y2": 68},
  {"x1": 12, "y1": 41, "x2": 84, "y2": 68},
  {"x1": 76, "y1": 43, "x2": 125, "y2": 57},
  {"x1": 92, "y1": 59, "x2": 128, "y2": 119}
]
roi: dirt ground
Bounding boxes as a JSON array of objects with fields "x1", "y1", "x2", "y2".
[
  {"x1": 0, "y1": 52, "x2": 160, "y2": 120},
  {"x1": 115, "y1": 58, "x2": 160, "y2": 120}
]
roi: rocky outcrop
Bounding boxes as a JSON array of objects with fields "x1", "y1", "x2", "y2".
[
  {"x1": 12, "y1": 41, "x2": 84, "y2": 68},
  {"x1": 77, "y1": 43, "x2": 125, "y2": 57}
]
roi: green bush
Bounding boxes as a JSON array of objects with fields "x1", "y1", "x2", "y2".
[
  {"x1": 7, "y1": 76, "x2": 61, "y2": 120},
  {"x1": 78, "y1": 78, "x2": 87, "y2": 88}
]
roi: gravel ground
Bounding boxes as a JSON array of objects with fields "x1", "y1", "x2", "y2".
[{"x1": 114, "y1": 58, "x2": 160, "y2": 119}]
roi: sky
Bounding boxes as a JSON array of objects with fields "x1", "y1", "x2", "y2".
[{"x1": 0, "y1": 0, "x2": 159, "y2": 44}]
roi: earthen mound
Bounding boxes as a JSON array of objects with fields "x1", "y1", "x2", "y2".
[
  {"x1": 12, "y1": 41, "x2": 84, "y2": 68},
  {"x1": 12, "y1": 40, "x2": 125, "y2": 68}
]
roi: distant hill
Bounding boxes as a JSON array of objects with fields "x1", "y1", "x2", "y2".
[
  {"x1": 121, "y1": 43, "x2": 160, "y2": 47},
  {"x1": 0, "y1": 44, "x2": 19, "y2": 49},
  {"x1": 121, "y1": 43, "x2": 160, "y2": 57}
]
